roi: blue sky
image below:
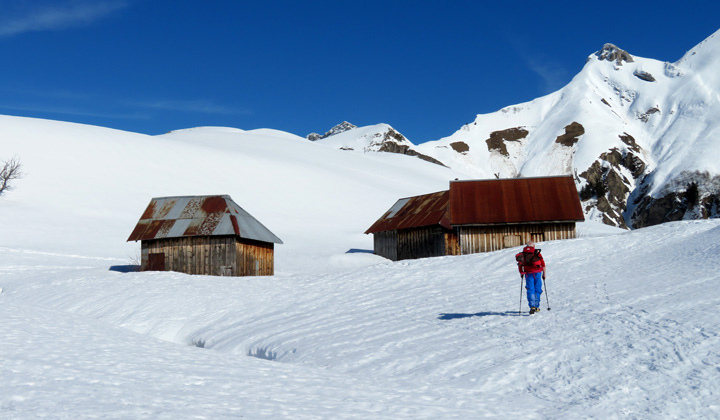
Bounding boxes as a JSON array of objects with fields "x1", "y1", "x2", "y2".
[{"x1": 2, "y1": 0, "x2": 719, "y2": 144}]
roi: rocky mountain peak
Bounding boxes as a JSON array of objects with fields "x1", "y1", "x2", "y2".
[
  {"x1": 307, "y1": 121, "x2": 357, "y2": 141},
  {"x1": 596, "y1": 43, "x2": 634, "y2": 65}
]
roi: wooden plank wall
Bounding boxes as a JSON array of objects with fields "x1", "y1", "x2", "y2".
[
  {"x1": 236, "y1": 239, "x2": 274, "y2": 276},
  {"x1": 141, "y1": 236, "x2": 274, "y2": 276},
  {"x1": 445, "y1": 231, "x2": 461, "y2": 256},
  {"x1": 458, "y1": 223, "x2": 576, "y2": 254},
  {"x1": 373, "y1": 231, "x2": 398, "y2": 261},
  {"x1": 371, "y1": 224, "x2": 576, "y2": 260},
  {"x1": 374, "y1": 228, "x2": 460, "y2": 261},
  {"x1": 396, "y1": 227, "x2": 446, "y2": 261}
]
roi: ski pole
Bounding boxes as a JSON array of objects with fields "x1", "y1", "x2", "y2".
[
  {"x1": 519, "y1": 274, "x2": 524, "y2": 315},
  {"x1": 544, "y1": 276, "x2": 551, "y2": 311}
]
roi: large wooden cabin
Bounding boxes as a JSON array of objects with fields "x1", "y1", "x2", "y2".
[{"x1": 366, "y1": 176, "x2": 584, "y2": 261}]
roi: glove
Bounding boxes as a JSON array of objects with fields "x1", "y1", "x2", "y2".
[{"x1": 542, "y1": 274, "x2": 546, "y2": 280}]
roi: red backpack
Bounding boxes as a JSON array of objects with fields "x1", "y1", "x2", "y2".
[{"x1": 516, "y1": 246, "x2": 543, "y2": 269}]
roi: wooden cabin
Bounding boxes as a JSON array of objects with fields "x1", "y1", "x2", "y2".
[
  {"x1": 127, "y1": 195, "x2": 283, "y2": 276},
  {"x1": 366, "y1": 176, "x2": 584, "y2": 261}
]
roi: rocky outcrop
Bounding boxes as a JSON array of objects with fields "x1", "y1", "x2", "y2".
[
  {"x1": 555, "y1": 122, "x2": 585, "y2": 147},
  {"x1": 485, "y1": 127, "x2": 529, "y2": 156},
  {"x1": 619, "y1": 133, "x2": 641, "y2": 154},
  {"x1": 633, "y1": 70, "x2": 656, "y2": 82},
  {"x1": 596, "y1": 43, "x2": 634, "y2": 65},
  {"x1": 372, "y1": 128, "x2": 445, "y2": 166},
  {"x1": 577, "y1": 144, "x2": 720, "y2": 230},
  {"x1": 579, "y1": 137, "x2": 647, "y2": 228},
  {"x1": 637, "y1": 107, "x2": 661, "y2": 123},
  {"x1": 311, "y1": 122, "x2": 445, "y2": 166},
  {"x1": 307, "y1": 121, "x2": 357, "y2": 141},
  {"x1": 632, "y1": 192, "x2": 687, "y2": 227},
  {"x1": 631, "y1": 172, "x2": 720, "y2": 228},
  {"x1": 450, "y1": 141, "x2": 469, "y2": 154}
]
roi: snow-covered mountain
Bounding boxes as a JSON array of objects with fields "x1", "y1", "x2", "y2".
[
  {"x1": 306, "y1": 121, "x2": 358, "y2": 141},
  {"x1": 413, "y1": 29, "x2": 720, "y2": 229},
  {"x1": 310, "y1": 121, "x2": 445, "y2": 166}
]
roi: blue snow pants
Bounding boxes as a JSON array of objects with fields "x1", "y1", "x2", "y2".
[{"x1": 525, "y1": 272, "x2": 543, "y2": 308}]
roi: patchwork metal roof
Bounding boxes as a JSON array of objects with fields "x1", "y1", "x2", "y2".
[
  {"x1": 449, "y1": 176, "x2": 585, "y2": 225},
  {"x1": 127, "y1": 195, "x2": 283, "y2": 244},
  {"x1": 364, "y1": 191, "x2": 451, "y2": 234}
]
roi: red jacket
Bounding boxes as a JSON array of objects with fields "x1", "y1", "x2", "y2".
[{"x1": 516, "y1": 246, "x2": 545, "y2": 274}]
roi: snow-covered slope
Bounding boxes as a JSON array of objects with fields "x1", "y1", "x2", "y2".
[
  {"x1": 416, "y1": 29, "x2": 720, "y2": 229},
  {"x1": 0, "y1": 115, "x2": 463, "y2": 272},
  {"x1": 1, "y1": 114, "x2": 719, "y2": 418}
]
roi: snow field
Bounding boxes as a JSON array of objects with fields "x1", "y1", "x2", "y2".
[{"x1": 2, "y1": 220, "x2": 718, "y2": 419}]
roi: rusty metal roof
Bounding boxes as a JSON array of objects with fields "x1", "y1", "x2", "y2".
[
  {"x1": 449, "y1": 176, "x2": 585, "y2": 225},
  {"x1": 127, "y1": 195, "x2": 283, "y2": 244},
  {"x1": 365, "y1": 190, "x2": 451, "y2": 234}
]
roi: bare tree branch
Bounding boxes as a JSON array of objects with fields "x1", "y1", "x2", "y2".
[{"x1": 0, "y1": 157, "x2": 23, "y2": 196}]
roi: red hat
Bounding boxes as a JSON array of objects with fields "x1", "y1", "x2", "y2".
[{"x1": 523, "y1": 246, "x2": 534, "y2": 253}]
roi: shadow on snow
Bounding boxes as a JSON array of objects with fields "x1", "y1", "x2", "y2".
[
  {"x1": 438, "y1": 311, "x2": 521, "y2": 320},
  {"x1": 345, "y1": 248, "x2": 374, "y2": 254},
  {"x1": 108, "y1": 264, "x2": 140, "y2": 273}
]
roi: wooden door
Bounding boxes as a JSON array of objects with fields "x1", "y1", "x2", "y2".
[{"x1": 147, "y1": 253, "x2": 165, "y2": 271}]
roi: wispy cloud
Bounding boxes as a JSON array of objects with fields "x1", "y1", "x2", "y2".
[
  {"x1": 0, "y1": 86, "x2": 252, "y2": 120},
  {"x1": 134, "y1": 99, "x2": 253, "y2": 116},
  {"x1": 0, "y1": 102, "x2": 149, "y2": 120},
  {"x1": 0, "y1": 83, "x2": 252, "y2": 120},
  {"x1": 524, "y1": 57, "x2": 571, "y2": 94},
  {"x1": 504, "y1": 33, "x2": 572, "y2": 95},
  {"x1": 0, "y1": 1, "x2": 128, "y2": 37}
]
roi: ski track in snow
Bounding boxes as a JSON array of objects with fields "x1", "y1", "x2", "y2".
[{"x1": 1, "y1": 220, "x2": 719, "y2": 418}]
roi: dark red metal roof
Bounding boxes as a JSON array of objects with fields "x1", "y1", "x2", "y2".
[
  {"x1": 449, "y1": 176, "x2": 584, "y2": 225},
  {"x1": 365, "y1": 191, "x2": 451, "y2": 234}
]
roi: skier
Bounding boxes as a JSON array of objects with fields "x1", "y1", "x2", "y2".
[{"x1": 516, "y1": 241, "x2": 546, "y2": 314}]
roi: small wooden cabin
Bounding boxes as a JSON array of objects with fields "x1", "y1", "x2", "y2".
[
  {"x1": 127, "y1": 195, "x2": 283, "y2": 276},
  {"x1": 366, "y1": 176, "x2": 584, "y2": 261}
]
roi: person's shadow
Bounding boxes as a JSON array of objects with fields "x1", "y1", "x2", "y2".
[{"x1": 438, "y1": 311, "x2": 520, "y2": 320}]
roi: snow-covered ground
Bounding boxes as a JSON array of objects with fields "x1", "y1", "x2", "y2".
[{"x1": 1, "y1": 115, "x2": 718, "y2": 419}]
